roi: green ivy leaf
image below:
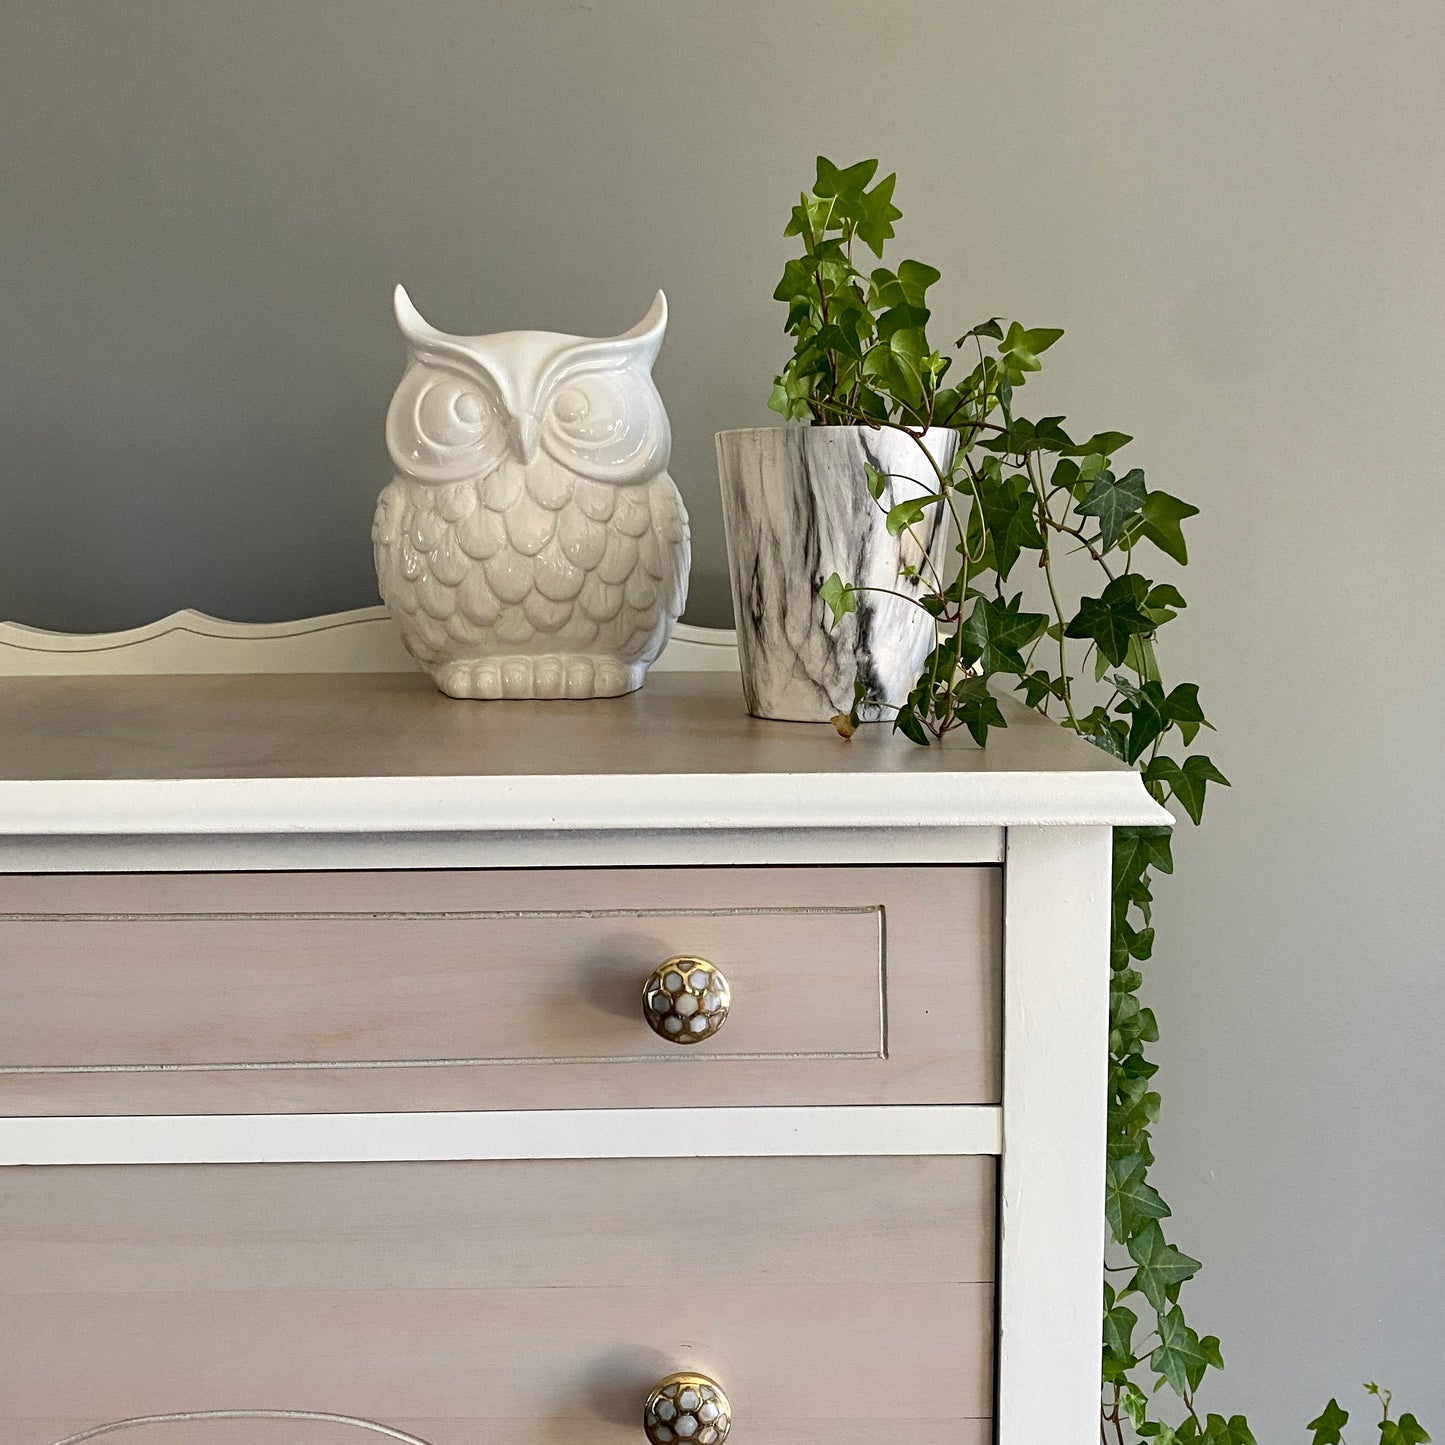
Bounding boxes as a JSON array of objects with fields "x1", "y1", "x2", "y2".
[
  {"x1": 1123, "y1": 491, "x2": 1201, "y2": 564},
  {"x1": 1150, "y1": 1305, "x2": 1211, "y2": 1397},
  {"x1": 1065, "y1": 575, "x2": 1156, "y2": 666},
  {"x1": 1018, "y1": 669, "x2": 1067, "y2": 708},
  {"x1": 1069, "y1": 430, "x2": 1133, "y2": 457},
  {"x1": 1112, "y1": 676, "x2": 1170, "y2": 762},
  {"x1": 957, "y1": 317, "x2": 1005, "y2": 345},
  {"x1": 1382, "y1": 1417, "x2": 1432, "y2": 1445},
  {"x1": 1106, "y1": 1153, "x2": 1172, "y2": 1240},
  {"x1": 1120, "y1": 1383, "x2": 1152, "y2": 1433},
  {"x1": 1126, "y1": 633, "x2": 1163, "y2": 684},
  {"x1": 818, "y1": 572, "x2": 857, "y2": 626},
  {"x1": 1162, "y1": 682, "x2": 1209, "y2": 744},
  {"x1": 856, "y1": 171, "x2": 902, "y2": 255},
  {"x1": 1128, "y1": 925, "x2": 1157, "y2": 960},
  {"x1": 1126, "y1": 1220, "x2": 1202, "y2": 1312},
  {"x1": 1029, "y1": 414, "x2": 1075, "y2": 452},
  {"x1": 1112, "y1": 677, "x2": 1210, "y2": 763},
  {"x1": 951, "y1": 673, "x2": 1008, "y2": 746},
  {"x1": 1144, "y1": 754, "x2": 1231, "y2": 825},
  {"x1": 773, "y1": 254, "x2": 820, "y2": 305},
  {"x1": 1145, "y1": 582, "x2": 1188, "y2": 625},
  {"x1": 896, "y1": 258, "x2": 942, "y2": 304},
  {"x1": 960, "y1": 593, "x2": 1048, "y2": 676},
  {"x1": 977, "y1": 413, "x2": 1071, "y2": 457},
  {"x1": 1102, "y1": 1346, "x2": 1135, "y2": 1384},
  {"x1": 1077, "y1": 467, "x2": 1147, "y2": 550},
  {"x1": 930, "y1": 384, "x2": 973, "y2": 427},
  {"x1": 978, "y1": 470, "x2": 1045, "y2": 580},
  {"x1": 862, "y1": 345, "x2": 923, "y2": 413},
  {"x1": 892, "y1": 704, "x2": 930, "y2": 746},
  {"x1": 1142, "y1": 1416, "x2": 1187, "y2": 1443},
  {"x1": 876, "y1": 302, "x2": 930, "y2": 341},
  {"x1": 1202, "y1": 1415, "x2": 1256, "y2": 1445},
  {"x1": 1309, "y1": 1400, "x2": 1350, "y2": 1445},
  {"x1": 1104, "y1": 1298, "x2": 1139, "y2": 1360},
  {"x1": 1114, "y1": 827, "x2": 1175, "y2": 892},
  {"x1": 813, "y1": 155, "x2": 878, "y2": 205},
  {"x1": 885, "y1": 495, "x2": 933, "y2": 536},
  {"x1": 1077, "y1": 705, "x2": 1129, "y2": 759},
  {"x1": 1000, "y1": 320, "x2": 1065, "y2": 373}
]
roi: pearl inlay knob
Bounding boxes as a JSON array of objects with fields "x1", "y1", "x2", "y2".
[
  {"x1": 644, "y1": 1371, "x2": 731, "y2": 1445},
  {"x1": 642, "y1": 957, "x2": 731, "y2": 1044}
]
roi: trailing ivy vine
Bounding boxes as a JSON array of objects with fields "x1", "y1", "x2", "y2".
[{"x1": 769, "y1": 157, "x2": 1431, "y2": 1444}]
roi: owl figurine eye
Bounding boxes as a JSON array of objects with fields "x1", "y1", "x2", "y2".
[
  {"x1": 550, "y1": 379, "x2": 618, "y2": 437},
  {"x1": 539, "y1": 366, "x2": 667, "y2": 482},
  {"x1": 385, "y1": 361, "x2": 508, "y2": 484}
]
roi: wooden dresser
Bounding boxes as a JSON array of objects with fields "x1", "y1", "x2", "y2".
[{"x1": 0, "y1": 613, "x2": 1167, "y2": 1445}]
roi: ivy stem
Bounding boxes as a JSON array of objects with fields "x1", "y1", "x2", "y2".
[
  {"x1": 1045, "y1": 514, "x2": 1118, "y2": 580},
  {"x1": 842, "y1": 583, "x2": 944, "y2": 619},
  {"x1": 1027, "y1": 455, "x2": 1080, "y2": 730}
]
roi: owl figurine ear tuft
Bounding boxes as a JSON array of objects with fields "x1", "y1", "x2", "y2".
[
  {"x1": 619, "y1": 290, "x2": 668, "y2": 368},
  {"x1": 392, "y1": 283, "x2": 430, "y2": 340},
  {"x1": 392, "y1": 284, "x2": 479, "y2": 369},
  {"x1": 543, "y1": 290, "x2": 668, "y2": 377}
]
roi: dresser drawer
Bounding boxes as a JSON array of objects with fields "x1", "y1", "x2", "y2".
[
  {"x1": 0, "y1": 866, "x2": 999, "y2": 1115},
  {"x1": 4, "y1": 1154, "x2": 994, "y2": 1445}
]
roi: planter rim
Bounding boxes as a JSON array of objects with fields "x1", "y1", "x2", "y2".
[{"x1": 715, "y1": 423, "x2": 959, "y2": 438}]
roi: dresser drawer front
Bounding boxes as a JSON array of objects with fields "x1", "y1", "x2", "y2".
[
  {"x1": 5, "y1": 1155, "x2": 995, "y2": 1445},
  {"x1": 0, "y1": 867, "x2": 999, "y2": 1114}
]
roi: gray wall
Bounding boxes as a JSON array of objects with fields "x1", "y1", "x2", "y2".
[{"x1": 3, "y1": 0, "x2": 1442, "y2": 1434}]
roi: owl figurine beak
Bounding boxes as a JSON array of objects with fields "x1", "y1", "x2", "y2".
[{"x1": 515, "y1": 414, "x2": 540, "y2": 464}]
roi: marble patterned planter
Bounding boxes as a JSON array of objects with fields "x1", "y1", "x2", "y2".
[{"x1": 716, "y1": 425, "x2": 958, "y2": 722}]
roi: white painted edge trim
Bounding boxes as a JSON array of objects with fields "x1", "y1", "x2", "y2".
[
  {"x1": 997, "y1": 826, "x2": 1112, "y2": 1445},
  {"x1": 0, "y1": 771, "x2": 1171, "y2": 834},
  {"x1": 0, "y1": 1104, "x2": 1003, "y2": 1166}
]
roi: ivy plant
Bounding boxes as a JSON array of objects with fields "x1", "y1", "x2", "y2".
[{"x1": 770, "y1": 157, "x2": 1432, "y2": 1444}]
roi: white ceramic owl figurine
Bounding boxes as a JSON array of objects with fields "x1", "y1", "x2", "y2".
[{"x1": 373, "y1": 287, "x2": 690, "y2": 699}]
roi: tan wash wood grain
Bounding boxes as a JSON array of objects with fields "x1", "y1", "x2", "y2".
[
  {"x1": 0, "y1": 866, "x2": 1000, "y2": 1115},
  {"x1": 2, "y1": 1156, "x2": 995, "y2": 1444},
  {"x1": 0, "y1": 669, "x2": 1136, "y2": 784}
]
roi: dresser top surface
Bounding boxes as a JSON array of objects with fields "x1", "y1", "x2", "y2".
[{"x1": 0, "y1": 670, "x2": 1169, "y2": 833}]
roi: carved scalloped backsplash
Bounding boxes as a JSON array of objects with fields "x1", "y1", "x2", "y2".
[
  {"x1": 49, "y1": 1409, "x2": 437, "y2": 1445},
  {"x1": 0, "y1": 605, "x2": 737, "y2": 678}
]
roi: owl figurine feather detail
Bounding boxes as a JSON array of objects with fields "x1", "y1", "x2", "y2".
[{"x1": 373, "y1": 287, "x2": 690, "y2": 699}]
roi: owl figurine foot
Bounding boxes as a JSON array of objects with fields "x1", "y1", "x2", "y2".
[
  {"x1": 435, "y1": 655, "x2": 641, "y2": 701},
  {"x1": 373, "y1": 286, "x2": 690, "y2": 701}
]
